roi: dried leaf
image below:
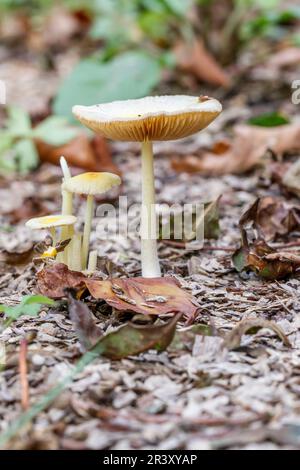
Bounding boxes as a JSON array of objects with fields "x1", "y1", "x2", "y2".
[
  {"x1": 67, "y1": 291, "x2": 102, "y2": 350},
  {"x1": 8, "y1": 197, "x2": 48, "y2": 224},
  {"x1": 224, "y1": 318, "x2": 291, "y2": 350},
  {"x1": 86, "y1": 276, "x2": 199, "y2": 321},
  {"x1": 175, "y1": 39, "x2": 230, "y2": 87},
  {"x1": 0, "y1": 246, "x2": 34, "y2": 266},
  {"x1": 37, "y1": 133, "x2": 117, "y2": 174},
  {"x1": 239, "y1": 197, "x2": 300, "y2": 241},
  {"x1": 37, "y1": 263, "x2": 87, "y2": 299},
  {"x1": 232, "y1": 233, "x2": 300, "y2": 280},
  {"x1": 99, "y1": 314, "x2": 181, "y2": 360},
  {"x1": 172, "y1": 123, "x2": 300, "y2": 176},
  {"x1": 267, "y1": 47, "x2": 300, "y2": 69}
]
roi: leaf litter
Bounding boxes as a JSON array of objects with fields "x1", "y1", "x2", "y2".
[{"x1": 2, "y1": 31, "x2": 300, "y2": 451}]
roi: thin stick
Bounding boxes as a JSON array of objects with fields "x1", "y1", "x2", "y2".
[{"x1": 19, "y1": 338, "x2": 29, "y2": 411}]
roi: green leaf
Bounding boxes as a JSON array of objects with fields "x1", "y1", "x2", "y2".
[
  {"x1": 6, "y1": 107, "x2": 31, "y2": 137},
  {"x1": 13, "y1": 138, "x2": 39, "y2": 173},
  {"x1": 33, "y1": 116, "x2": 78, "y2": 146},
  {"x1": 248, "y1": 112, "x2": 290, "y2": 127},
  {"x1": 54, "y1": 51, "x2": 162, "y2": 120}
]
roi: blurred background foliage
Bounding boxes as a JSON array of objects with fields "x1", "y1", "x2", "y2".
[{"x1": 0, "y1": 0, "x2": 299, "y2": 172}]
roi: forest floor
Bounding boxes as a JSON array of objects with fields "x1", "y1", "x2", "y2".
[{"x1": 1, "y1": 17, "x2": 300, "y2": 450}]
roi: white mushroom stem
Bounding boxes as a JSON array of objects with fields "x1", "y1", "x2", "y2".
[
  {"x1": 140, "y1": 141, "x2": 161, "y2": 278},
  {"x1": 82, "y1": 194, "x2": 94, "y2": 270},
  {"x1": 60, "y1": 157, "x2": 73, "y2": 216}
]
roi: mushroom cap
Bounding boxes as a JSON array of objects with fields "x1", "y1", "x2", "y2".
[
  {"x1": 72, "y1": 95, "x2": 222, "y2": 142},
  {"x1": 62, "y1": 172, "x2": 121, "y2": 195},
  {"x1": 26, "y1": 215, "x2": 77, "y2": 230}
]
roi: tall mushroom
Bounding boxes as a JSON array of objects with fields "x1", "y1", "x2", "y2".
[
  {"x1": 73, "y1": 95, "x2": 222, "y2": 278},
  {"x1": 62, "y1": 172, "x2": 121, "y2": 270}
]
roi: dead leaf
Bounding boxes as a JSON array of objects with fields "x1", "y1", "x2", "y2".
[
  {"x1": 224, "y1": 318, "x2": 291, "y2": 350},
  {"x1": 239, "y1": 197, "x2": 300, "y2": 241},
  {"x1": 281, "y1": 158, "x2": 300, "y2": 197},
  {"x1": 99, "y1": 314, "x2": 181, "y2": 360},
  {"x1": 37, "y1": 263, "x2": 87, "y2": 299},
  {"x1": 267, "y1": 47, "x2": 300, "y2": 69},
  {"x1": 174, "y1": 39, "x2": 230, "y2": 87},
  {"x1": 8, "y1": 197, "x2": 48, "y2": 224},
  {"x1": 67, "y1": 291, "x2": 102, "y2": 350},
  {"x1": 232, "y1": 231, "x2": 300, "y2": 280},
  {"x1": 85, "y1": 276, "x2": 199, "y2": 322},
  {"x1": 37, "y1": 133, "x2": 117, "y2": 173},
  {"x1": 159, "y1": 197, "x2": 220, "y2": 242},
  {"x1": 172, "y1": 123, "x2": 300, "y2": 176}
]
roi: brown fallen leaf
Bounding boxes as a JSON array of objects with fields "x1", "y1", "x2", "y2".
[
  {"x1": 37, "y1": 263, "x2": 87, "y2": 299},
  {"x1": 224, "y1": 318, "x2": 291, "y2": 350},
  {"x1": 8, "y1": 196, "x2": 48, "y2": 224},
  {"x1": 86, "y1": 276, "x2": 199, "y2": 322},
  {"x1": 174, "y1": 39, "x2": 230, "y2": 87},
  {"x1": 0, "y1": 246, "x2": 35, "y2": 266},
  {"x1": 239, "y1": 197, "x2": 300, "y2": 241},
  {"x1": 172, "y1": 123, "x2": 300, "y2": 176},
  {"x1": 232, "y1": 230, "x2": 300, "y2": 280},
  {"x1": 100, "y1": 314, "x2": 181, "y2": 360}
]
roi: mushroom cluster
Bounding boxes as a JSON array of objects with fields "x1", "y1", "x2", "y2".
[
  {"x1": 26, "y1": 157, "x2": 121, "y2": 272},
  {"x1": 73, "y1": 95, "x2": 222, "y2": 277}
]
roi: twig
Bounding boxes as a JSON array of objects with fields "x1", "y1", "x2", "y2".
[{"x1": 19, "y1": 338, "x2": 29, "y2": 411}]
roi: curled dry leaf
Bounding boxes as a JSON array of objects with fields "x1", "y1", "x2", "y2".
[
  {"x1": 86, "y1": 276, "x2": 199, "y2": 322},
  {"x1": 99, "y1": 314, "x2": 181, "y2": 360},
  {"x1": 232, "y1": 231, "x2": 300, "y2": 280},
  {"x1": 240, "y1": 197, "x2": 300, "y2": 241},
  {"x1": 224, "y1": 318, "x2": 291, "y2": 350},
  {"x1": 174, "y1": 39, "x2": 230, "y2": 87},
  {"x1": 172, "y1": 123, "x2": 300, "y2": 176},
  {"x1": 37, "y1": 263, "x2": 87, "y2": 299},
  {"x1": 67, "y1": 291, "x2": 102, "y2": 350}
]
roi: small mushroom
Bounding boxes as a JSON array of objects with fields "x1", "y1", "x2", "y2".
[
  {"x1": 62, "y1": 172, "x2": 121, "y2": 269},
  {"x1": 73, "y1": 95, "x2": 222, "y2": 278},
  {"x1": 26, "y1": 214, "x2": 77, "y2": 263}
]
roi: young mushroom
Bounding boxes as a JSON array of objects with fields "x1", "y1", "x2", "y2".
[
  {"x1": 73, "y1": 95, "x2": 222, "y2": 278},
  {"x1": 62, "y1": 172, "x2": 121, "y2": 270},
  {"x1": 25, "y1": 215, "x2": 77, "y2": 264}
]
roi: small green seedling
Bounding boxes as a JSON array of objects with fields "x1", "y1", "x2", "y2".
[{"x1": 0, "y1": 294, "x2": 56, "y2": 330}]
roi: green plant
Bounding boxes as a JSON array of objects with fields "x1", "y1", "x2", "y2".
[{"x1": 0, "y1": 107, "x2": 78, "y2": 174}]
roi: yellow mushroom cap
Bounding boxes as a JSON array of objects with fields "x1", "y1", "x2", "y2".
[
  {"x1": 62, "y1": 172, "x2": 121, "y2": 195},
  {"x1": 26, "y1": 215, "x2": 77, "y2": 230},
  {"x1": 72, "y1": 95, "x2": 222, "y2": 142}
]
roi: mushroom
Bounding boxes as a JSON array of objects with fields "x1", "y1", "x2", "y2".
[
  {"x1": 62, "y1": 172, "x2": 121, "y2": 269},
  {"x1": 26, "y1": 214, "x2": 77, "y2": 263},
  {"x1": 73, "y1": 95, "x2": 222, "y2": 278}
]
